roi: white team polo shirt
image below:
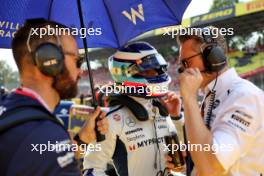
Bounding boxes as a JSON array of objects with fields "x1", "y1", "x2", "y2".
[{"x1": 202, "y1": 68, "x2": 264, "y2": 176}]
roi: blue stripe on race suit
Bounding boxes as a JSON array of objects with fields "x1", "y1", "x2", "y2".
[
  {"x1": 106, "y1": 105, "x2": 124, "y2": 117},
  {"x1": 112, "y1": 136, "x2": 128, "y2": 176},
  {"x1": 83, "y1": 168, "x2": 94, "y2": 176}
]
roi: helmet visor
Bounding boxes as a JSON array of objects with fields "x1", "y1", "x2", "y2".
[
  {"x1": 127, "y1": 54, "x2": 167, "y2": 75},
  {"x1": 139, "y1": 54, "x2": 167, "y2": 70}
]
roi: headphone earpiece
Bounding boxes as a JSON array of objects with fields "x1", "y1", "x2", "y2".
[
  {"x1": 201, "y1": 28, "x2": 227, "y2": 72},
  {"x1": 26, "y1": 22, "x2": 65, "y2": 77},
  {"x1": 33, "y1": 43, "x2": 64, "y2": 77},
  {"x1": 202, "y1": 44, "x2": 227, "y2": 72}
]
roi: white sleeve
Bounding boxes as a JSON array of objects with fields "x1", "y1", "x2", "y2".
[
  {"x1": 83, "y1": 110, "x2": 123, "y2": 176},
  {"x1": 211, "y1": 91, "x2": 261, "y2": 171}
]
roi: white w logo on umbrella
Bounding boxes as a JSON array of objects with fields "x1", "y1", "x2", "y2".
[{"x1": 122, "y1": 4, "x2": 145, "y2": 25}]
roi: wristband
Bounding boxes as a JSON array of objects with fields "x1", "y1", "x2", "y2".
[
  {"x1": 73, "y1": 133, "x2": 88, "y2": 146},
  {"x1": 170, "y1": 113, "x2": 183, "y2": 121}
]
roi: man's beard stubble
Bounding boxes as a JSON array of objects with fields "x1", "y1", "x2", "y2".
[{"x1": 52, "y1": 67, "x2": 79, "y2": 99}]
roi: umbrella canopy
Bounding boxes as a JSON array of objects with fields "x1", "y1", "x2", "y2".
[{"x1": 0, "y1": 0, "x2": 191, "y2": 49}]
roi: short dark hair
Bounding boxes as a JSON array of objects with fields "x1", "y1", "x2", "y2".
[
  {"x1": 11, "y1": 18, "x2": 68, "y2": 72},
  {"x1": 177, "y1": 26, "x2": 228, "y2": 54}
]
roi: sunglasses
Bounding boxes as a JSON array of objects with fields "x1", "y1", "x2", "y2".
[
  {"x1": 64, "y1": 51, "x2": 84, "y2": 68},
  {"x1": 180, "y1": 53, "x2": 202, "y2": 68},
  {"x1": 76, "y1": 57, "x2": 85, "y2": 68}
]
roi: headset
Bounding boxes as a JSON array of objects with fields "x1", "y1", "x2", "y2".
[
  {"x1": 178, "y1": 27, "x2": 227, "y2": 73},
  {"x1": 201, "y1": 27, "x2": 227, "y2": 72},
  {"x1": 26, "y1": 19, "x2": 65, "y2": 77}
]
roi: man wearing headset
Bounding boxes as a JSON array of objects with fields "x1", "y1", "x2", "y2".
[
  {"x1": 165, "y1": 26, "x2": 264, "y2": 176},
  {"x1": 0, "y1": 19, "x2": 108, "y2": 176},
  {"x1": 83, "y1": 42, "x2": 184, "y2": 176}
]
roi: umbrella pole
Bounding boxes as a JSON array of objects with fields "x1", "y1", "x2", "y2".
[
  {"x1": 77, "y1": 0, "x2": 106, "y2": 142},
  {"x1": 76, "y1": 0, "x2": 97, "y2": 106}
]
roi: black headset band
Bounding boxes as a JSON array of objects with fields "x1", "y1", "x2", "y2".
[
  {"x1": 26, "y1": 26, "x2": 62, "y2": 53},
  {"x1": 201, "y1": 27, "x2": 215, "y2": 44}
]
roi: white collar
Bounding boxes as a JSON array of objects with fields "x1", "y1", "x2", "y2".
[
  {"x1": 129, "y1": 96, "x2": 158, "y2": 120},
  {"x1": 205, "y1": 67, "x2": 239, "y2": 95},
  {"x1": 130, "y1": 96, "x2": 153, "y2": 110}
]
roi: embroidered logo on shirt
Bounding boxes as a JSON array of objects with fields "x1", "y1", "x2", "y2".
[
  {"x1": 113, "y1": 114, "x2": 121, "y2": 121},
  {"x1": 235, "y1": 110, "x2": 253, "y2": 119},
  {"x1": 125, "y1": 117, "x2": 136, "y2": 127},
  {"x1": 226, "y1": 111, "x2": 252, "y2": 132},
  {"x1": 57, "y1": 152, "x2": 75, "y2": 168},
  {"x1": 230, "y1": 114, "x2": 251, "y2": 127}
]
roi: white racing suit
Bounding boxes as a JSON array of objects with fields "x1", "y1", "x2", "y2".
[{"x1": 83, "y1": 97, "x2": 183, "y2": 176}]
